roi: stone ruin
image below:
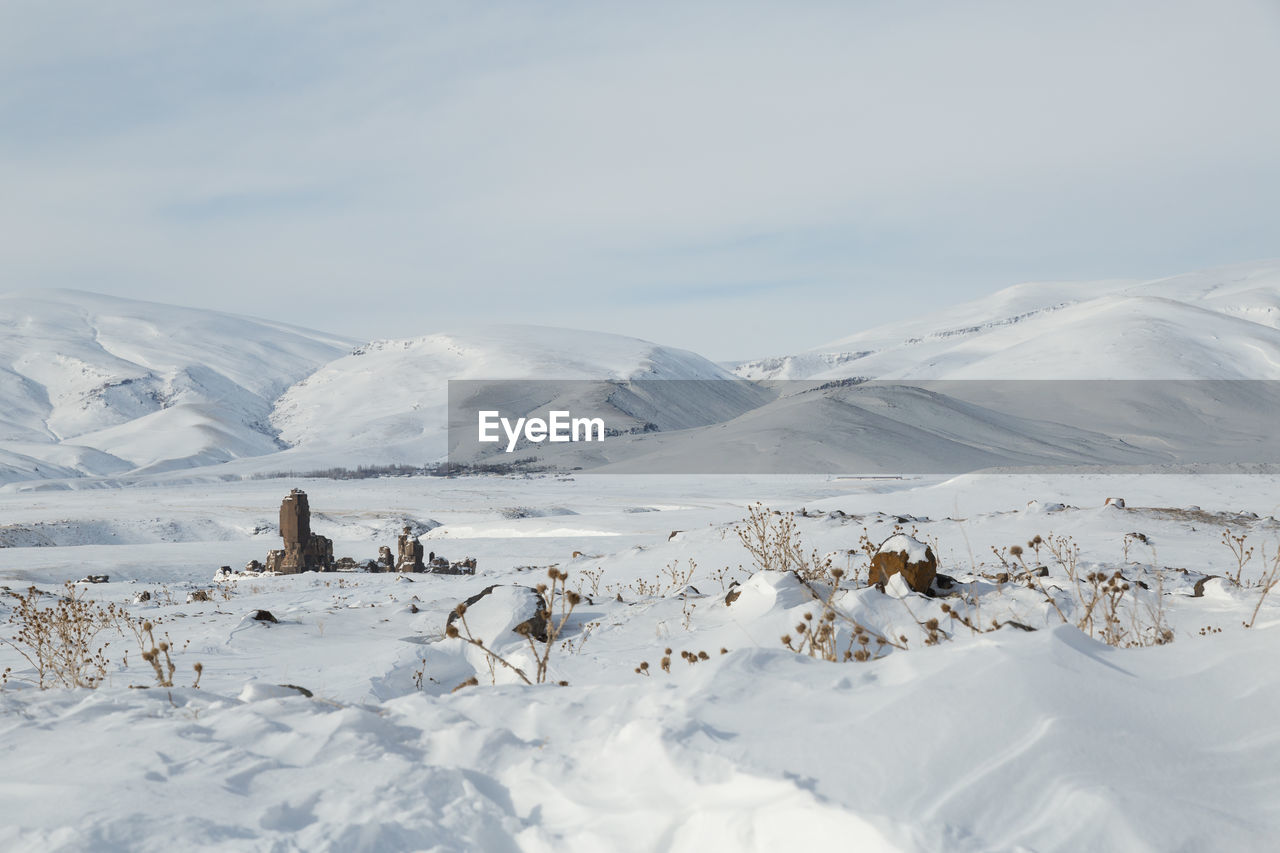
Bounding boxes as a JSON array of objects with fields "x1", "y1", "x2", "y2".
[
  {"x1": 396, "y1": 526, "x2": 425, "y2": 572},
  {"x1": 264, "y1": 489, "x2": 334, "y2": 574},
  {"x1": 228, "y1": 490, "x2": 476, "y2": 577},
  {"x1": 386, "y1": 526, "x2": 476, "y2": 575},
  {"x1": 430, "y1": 554, "x2": 477, "y2": 575}
]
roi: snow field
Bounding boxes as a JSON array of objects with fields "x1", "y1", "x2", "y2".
[{"x1": 1, "y1": 472, "x2": 1278, "y2": 850}]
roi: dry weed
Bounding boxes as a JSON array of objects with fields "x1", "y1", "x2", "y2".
[
  {"x1": 1, "y1": 583, "x2": 203, "y2": 690},
  {"x1": 1, "y1": 583, "x2": 121, "y2": 689},
  {"x1": 736, "y1": 503, "x2": 836, "y2": 583}
]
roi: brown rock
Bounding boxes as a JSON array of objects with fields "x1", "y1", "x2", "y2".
[{"x1": 868, "y1": 534, "x2": 938, "y2": 593}]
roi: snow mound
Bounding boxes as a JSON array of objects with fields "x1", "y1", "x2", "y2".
[{"x1": 238, "y1": 681, "x2": 313, "y2": 702}]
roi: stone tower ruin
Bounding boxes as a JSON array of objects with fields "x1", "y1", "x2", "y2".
[
  {"x1": 264, "y1": 489, "x2": 334, "y2": 573},
  {"x1": 396, "y1": 525, "x2": 425, "y2": 572}
]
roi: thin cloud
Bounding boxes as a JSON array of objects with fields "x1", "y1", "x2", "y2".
[{"x1": 0, "y1": 1, "x2": 1276, "y2": 359}]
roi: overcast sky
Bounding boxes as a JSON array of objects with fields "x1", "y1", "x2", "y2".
[{"x1": 2, "y1": 1, "x2": 1277, "y2": 360}]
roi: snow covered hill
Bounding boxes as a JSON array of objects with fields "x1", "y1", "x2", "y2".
[
  {"x1": 267, "y1": 325, "x2": 767, "y2": 473},
  {"x1": 634, "y1": 261, "x2": 1280, "y2": 474},
  {"x1": 0, "y1": 290, "x2": 353, "y2": 484},
  {"x1": 0, "y1": 293, "x2": 765, "y2": 485},
  {"x1": 736, "y1": 261, "x2": 1280, "y2": 380},
  {"x1": 556, "y1": 261, "x2": 1280, "y2": 475},
  {"x1": 5, "y1": 261, "x2": 1280, "y2": 486}
]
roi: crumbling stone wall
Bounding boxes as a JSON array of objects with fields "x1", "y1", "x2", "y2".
[{"x1": 396, "y1": 526, "x2": 425, "y2": 572}]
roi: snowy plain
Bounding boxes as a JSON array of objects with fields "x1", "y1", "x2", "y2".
[
  {"x1": 1, "y1": 263, "x2": 1280, "y2": 851},
  {"x1": 1, "y1": 472, "x2": 1278, "y2": 852}
]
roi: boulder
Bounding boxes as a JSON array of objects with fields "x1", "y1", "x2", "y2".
[{"x1": 869, "y1": 534, "x2": 937, "y2": 593}]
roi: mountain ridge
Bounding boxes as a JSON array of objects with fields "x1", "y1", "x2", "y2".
[
  {"x1": 735, "y1": 260, "x2": 1280, "y2": 380},
  {"x1": 4, "y1": 259, "x2": 1280, "y2": 486}
]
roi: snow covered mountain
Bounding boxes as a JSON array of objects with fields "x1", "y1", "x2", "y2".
[
  {"x1": 595, "y1": 260, "x2": 1280, "y2": 472},
  {"x1": 267, "y1": 325, "x2": 766, "y2": 473},
  {"x1": 735, "y1": 261, "x2": 1280, "y2": 380},
  {"x1": 644, "y1": 261, "x2": 1280, "y2": 474},
  {"x1": 0, "y1": 290, "x2": 353, "y2": 484},
  {"x1": 0, "y1": 297, "x2": 760, "y2": 484},
  {"x1": 4, "y1": 260, "x2": 1280, "y2": 485}
]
